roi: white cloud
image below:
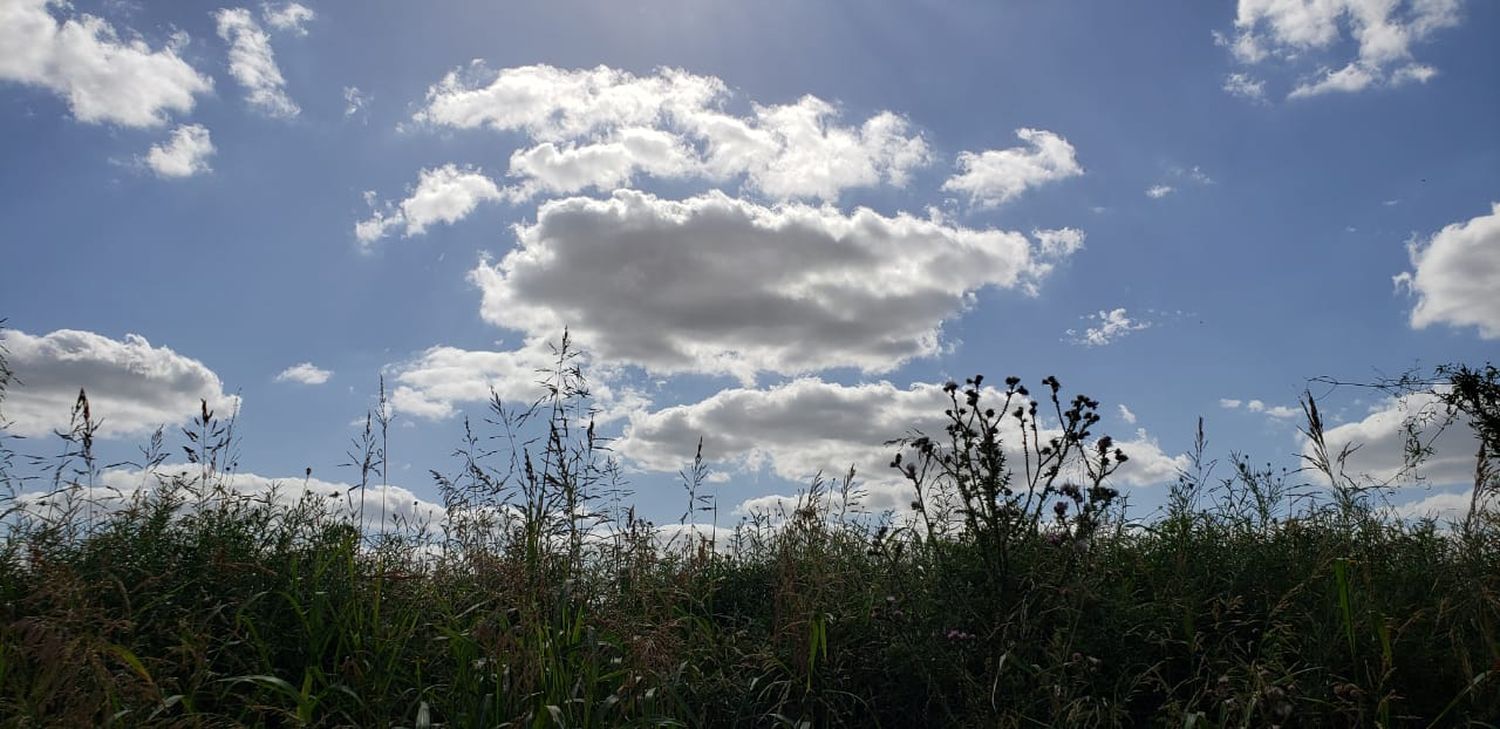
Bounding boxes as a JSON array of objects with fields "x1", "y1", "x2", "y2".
[
  {"x1": 1288, "y1": 62, "x2": 1379, "y2": 98},
  {"x1": 410, "y1": 63, "x2": 930, "y2": 203},
  {"x1": 1394, "y1": 488, "x2": 1495, "y2": 522},
  {"x1": 0, "y1": 328, "x2": 239, "y2": 439},
  {"x1": 469, "y1": 189, "x2": 1079, "y2": 382},
  {"x1": 383, "y1": 341, "x2": 555, "y2": 420},
  {"x1": 654, "y1": 522, "x2": 738, "y2": 548},
  {"x1": 1178, "y1": 166, "x2": 1214, "y2": 185},
  {"x1": 1395, "y1": 203, "x2": 1500, "y2": 339},
  {"x1": 941, "y1": 128, "x2": 1083, "y2": 207},
  {"x1": 12, "y1": 463, "x2": 817, "y2": 545},
  {"x1": 506, "y1": 126, "x2": 699, "y2": 197},
  {"x1": 1222, "y1": 72, "x2": 1267, "y2": 101},
  {"x1": 274, "y1": 362, "x2": 331, "y2": 385},
  {"x1": 0, "y1": 0, "x2": 212, "y2": 127},
  {"x1": 1118, "y1": 404, "x2": 1138, "y2": 425},
  {"x1": 724, "y1": 97, "x2": 931, "y2": 201},
  {"x1": 144, "y1": 123, "x2": 213, "y2": 178},
  {"x1": 1222, "y1": 0, "x2": 1462, "y2": 100},
  {"x1": 414, "y1": 62, "x2": 720, "y2": 140},
  {"x1": 261, "y1": 2, "x2": 314, "y2": 35},
  {"x1": 1146, "y1": 169, "x2": 1211, "y2": 198},
  {"x1": 342, "y1": 85, "x2": 368, "y2": 117},
  {"x1": 14, "y1": 466, "x2": 446, "y2": 534},
  {"x1": 215, "y1": 7, "x2": 299, "y2": 118},
  {"x1": 616, "y1": 378, "x2": 1188, "y2": 515},
  {"x1": 1033, "y1": 228, "x2": 1086, "y2": 258},
  {"x1": 1068, "y1": 308, "x2": 1151, "y2": 347},
  {"x1": 1221, "y1": 397, "x2": 1299, "y2": 419},
  {"x1": 356, "y1": 164, "x2": 506, "y2": 245},
  {"x1": 1391, "y1": 62, "x2": 1438, "y2": 85},
  {"x1": 383, "y1": 340, "x2": 650, "y2": 424},
  {"x1": 1310, "y1": 391, "x2": 1480, "y2": 487},
  {"x1": 1246, "y1": 399, "x2": 1299, "y2": 419}
]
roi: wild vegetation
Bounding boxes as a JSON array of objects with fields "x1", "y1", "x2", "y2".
[{"x1": 0, "y1": 329, "x2": 1496, "y2": 727}]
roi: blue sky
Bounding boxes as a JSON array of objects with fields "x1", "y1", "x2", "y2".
[{"x1": 1, "y1": 0, "x2": 1497, "y2": 526}]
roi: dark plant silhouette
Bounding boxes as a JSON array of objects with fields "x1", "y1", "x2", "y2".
[{"x1": 0, "y1": 342, "x2": 1495, "y2": 727}]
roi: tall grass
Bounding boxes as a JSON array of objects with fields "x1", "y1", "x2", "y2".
[{"x1": 0, "y1": 332, "x2": 1496, "y2": 726}]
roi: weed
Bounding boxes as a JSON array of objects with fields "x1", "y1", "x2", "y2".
[{"x1": 0, "y1": 342, "x2": 1496, "y2": 726}]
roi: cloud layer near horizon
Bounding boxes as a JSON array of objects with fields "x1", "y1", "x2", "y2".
[{"x1": 617, "y1": 377, "x2": 1188, "y2": 514}]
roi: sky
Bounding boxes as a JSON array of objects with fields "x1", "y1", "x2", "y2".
[{"x1": 1, "y1": 0, "x2": 1497, "y2": 528}]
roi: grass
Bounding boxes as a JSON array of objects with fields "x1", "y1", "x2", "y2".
[{"x1": 0, "y1": 333, "x2": 1496, "y2": 727}]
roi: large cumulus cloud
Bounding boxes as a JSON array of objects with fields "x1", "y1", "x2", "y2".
[{"x1": 469, "y1": 190, "x2": 1079, "y2": 383}]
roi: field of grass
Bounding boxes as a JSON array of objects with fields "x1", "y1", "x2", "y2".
[{"x1": 1, "y1": 339, "x2": 1497, "y2": 727}]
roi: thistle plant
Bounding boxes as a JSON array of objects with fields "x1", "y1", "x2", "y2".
[{"x1": 890, "y1": 374, "x2": 1129, "y2": 587}]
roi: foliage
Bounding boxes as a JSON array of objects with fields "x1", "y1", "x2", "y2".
[{"x1": 0, "y1": 347, "x2": 1496, "y2": 727}]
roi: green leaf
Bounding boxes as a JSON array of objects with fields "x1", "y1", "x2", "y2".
[{"x1": 106, "y1": 643, "x2": 154, "y2": 689}]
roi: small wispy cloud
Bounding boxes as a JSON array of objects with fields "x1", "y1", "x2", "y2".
[
  {"x1": 1147, "y1": 166, "x2": 1212, "y2": 200},
  {"x1": 1220, "y1": 397, "x2": 1298, "y2": 419},
  {"x1": 1066, "y1": 308, "x2": 1151, "y2": 347},
  {"x1": 275, "y1": 362, "x2": 332, "y2": 385},
  {"x1": 1247, "y1": 399, "x2": 1299, "y2": 419},
  {"x1": 1222, "y1": 72, "x2": 1266, "y2": 102},
  {"x1": 343, "y1": 86, "x2": 369, "y2": 118},
  {"x1": 262, "y1": 2, "x2": 315, "y2": 35},
  {"x1": 1177, "y1": 165, "x2": 1214, "y2": 185}
]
